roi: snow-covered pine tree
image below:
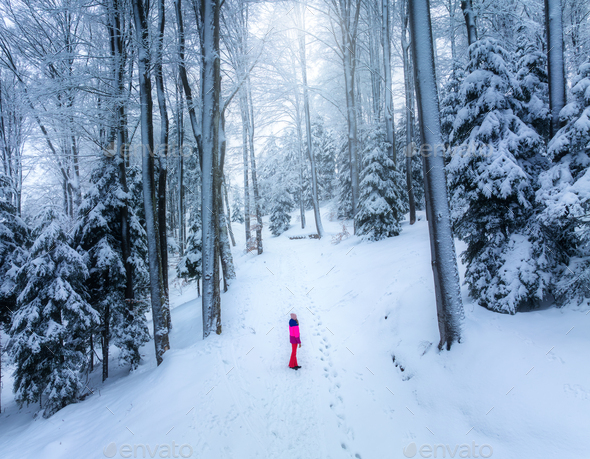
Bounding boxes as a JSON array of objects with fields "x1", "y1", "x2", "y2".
[
  {"x1": 537, "y1": 61, "x2": 590, "y2": 302},
  {"x1": 9, "y1": 210, "x2": 99, "y2": 417},
  {"x1": 447, "y1": 38, "x2": 550, "y2": 314},
  {"x1": 335, "y1": 135, "x2": 353, "y2": 219},
  {"x1": 0, "y1": 173, "x2": 29, "y2": 324},
  {"x1": 269, "y1": 189, "x2": 294, "y2": 236},
  {"x1": 127, "y1": 165, "x2": 151, "y2": 297},
  {"x1": 395, "y1": 113, "x2": 425, "y2": 211},
  {"x1": 177, "y1": 209, "x2": 202, "y2": 287},
  {"x1": 515, "y1": 31, "x2": 550, "y2": 141},
  {"x1": 312, "y1": 118, "x2": 337, "y2": 201},
  {"x1": 76, "y1": 159, "x2": 149, "y2": 377},
  {"x1": 355, "y1": 124, "x2": 405, "y2": 240},
  {"x1": 440, "y1": 63, "x2": 465, "y2": 146},
  {"x1": 117, "y1": 165, "x2": 151, "y2": 364},
  {"x1": 231, "y1": 192, "x2": 245, "y2": 223}
]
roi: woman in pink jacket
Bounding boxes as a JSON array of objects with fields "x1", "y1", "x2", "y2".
[{"x1": 289, "y1": 313, "x2": 301, "y2": 370}]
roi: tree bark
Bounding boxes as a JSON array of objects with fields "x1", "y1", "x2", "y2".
[
  {"x1": 246, "y1": 80, "x2": 263, "y2": 254},
  {"x1": 401, "y1": 0, "x2": 416, "y2": 225},
  {"x1": 382, "y1": 0, "x2": 396, "y2": 164},
  {"x1": 369, "y1": 2, "x2": 381, "y2": 121},
  {"x1": 223, "y1": 175, "x2": 236, "y2": 246},
  {"x1": 239, "y1": 90, "x2": 252, "y2": 245},
  {"x1": 409, "y1": 0, "x2": 464, "y2": 350},
  {"x1": 175, "y1": 0, "x2": 203, "y2": 162},
  {"x1": 155, "y1": 0, "x2": 171, "y2": 330},
  {"x1": 200, "y1": 0, "x2": 222, "y2": 337},
  {"x1": 177, "y1": 82, "x2": 185, "y2": 255},
  {"x1": 448, "y1": 0, "x2": 457, "y2": 62},
  {"x1": 132, "y1": 0, "x2": 170, "y2": 363},
  {"x1": 544, "y1": 0, "x2": 566, "y2": 137},
  {"x1": 460, "y1": 0, "x2": 478, "y2": 48},
  {"x1": 102, "y1": 304, "x2": 110, "y2": 382},
  {"x1": 218, "y1": 112, "x2": 236, "y2": 291}
]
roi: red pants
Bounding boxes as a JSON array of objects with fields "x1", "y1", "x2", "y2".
[{"x1": 289, "y1": 343, "x2": 299, "y2": 368}]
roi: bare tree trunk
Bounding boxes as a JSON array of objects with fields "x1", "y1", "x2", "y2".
[
  {"x1": 448, "y1": 0, "x2": 457, "y2": 62},
  {"x1": 239, "y1": 90, "x2": 252, "y2": 244},
  {"x1": 223, "y1": 175, "x2": 236, "y2": 246},
  {"x1": 71, "y1": 135, "x2": 81, "y2": 213},
  {"x1": 291, "y1": 58, "x2": 307, "y2": 229},
  {"x1": 177, "y1": 81, "x2": 185, "y2": 255},
  {"x1": 401, "y1": 0, "x2": 416, "y2": 224},
  {"x1": 132, "y1": 0, "x2": 170, "y2": 363},
  {"x1": 218, "y1": 112, "x2": 236, "y2": 291},
  {"x1": 544, "y1": 0, "x2": 566, "y2": 137},
  {"x1": 297, "y1": 133, "x2": 307, "y2": 229},
  {"x1": 369, "y1": 2, "x2": 381, "y2": 121},
  {"x1": 460, "y1": 0, "x2": 478, "y2": 48},
  {"x1": 89, "y1": 334, "x2": 94, "y2": 373},
  {"x1": 409, "y1": 0, "x2": 464, "y2": 350},
  {"x1": 155, "y1": 0, "x2": 171, "y2": 330},
  {"x1": 102, "y1": 305, "x2": 110, "y2": 382},
  {"x1": 382, "y1": 0, "x2": 395, "y2": 164},
  {"x1": 344, "y1": 45, "x2": 359, "y2": 222},
  {"x1": 297, "y1": 3, "x2": 324, "y2": 238},
  {"x1": 246, "y1": 80, "x2": 263, "y2": 254},
  {"x1": 200, "y1": 0, "x2": 222, "y2": 337},
  {"x1": 175, "y1": 0, "x2": 203, "y2": 161}
]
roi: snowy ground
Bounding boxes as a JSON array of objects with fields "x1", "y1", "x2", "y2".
[{"x1": 1, "y1": 207, "x2": 589, "y2": 459}]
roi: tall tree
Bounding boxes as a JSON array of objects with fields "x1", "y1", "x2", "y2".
[
  {"x1": 77, "y1": 158, "x2": 150, "y2": 381},
  {"x1": 409, "y1": 0, "x2": 464, "y2": 349},
  {"x1": 155, "y1": 0, "x2": 171, "y2": 325},
  {"x1": 544, "y1": 0, "x2": 566, "y2": 136},
  {"x1": 447, "y1": 38, "x2": 549, "y2": 315},
  {"x1": 200, "y1": 0, "x2": 222, "y2": 336},
  {"x1": 0, "y1": 73, "x2": 25, "y2": 216},
  {"x1": 355, "y1": 124, "x2": 404, "y2": 240},
  {"x1": 0, "y1": 172, "x2": 28, "y2": 413},
  {"x1": 131, "y1": 0, "x2": 170, "y2": 363},
  {"x1": 382, "y1": 0, "x2": 395, "y2": 164},
  {"x1": 9, "y1": 211, "x2": 99, "y2": 418},
  {"x1": 297, "y1": 2, "x2": 324, "y2": 238},
  {"x1": 330, "y1": 0, "x2": 362, "y2": 226},
  {"x1": 247, "y1": 80, "x2": 264, "y2": 254},
  {"x1": 174, "y1": 0, "x2": 203, "y2": 158},
  {"x1": 107, "y1": 0, "x2": 137, "y2": 368},
  {"x1": 537, "y1": 61, "x2": 590, "y2": 303},
  {"x1": 400, "y1": 0, "x2": 416, "y2": 224}
]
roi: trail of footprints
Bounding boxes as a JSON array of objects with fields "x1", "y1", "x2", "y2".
[{"x1": 310, "y1": 302, "x2": 362, "y2": 459}]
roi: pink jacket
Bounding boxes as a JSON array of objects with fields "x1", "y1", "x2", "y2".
[{"x1": 289, "y1": 319, "x2": 301, "y2": 344}]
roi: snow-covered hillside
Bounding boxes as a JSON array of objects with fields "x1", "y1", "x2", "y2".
[{"x1": 0, "y1": 209, "x2": 588, "y2": 459}]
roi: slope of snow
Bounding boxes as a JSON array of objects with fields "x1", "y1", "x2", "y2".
[{"x1": 0, "y1": 208, "x2": 589, "y2": 459}]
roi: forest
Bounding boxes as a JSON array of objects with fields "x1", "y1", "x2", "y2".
[{"x1": 0, "y1": 0, "x2": 589, "y2": 434}]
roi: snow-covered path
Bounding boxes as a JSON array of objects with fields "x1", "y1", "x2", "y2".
[
  {"x1": 1, "y1": 209, "x2": 589, "y2": 459},
  {"x1": 206, "y1": 225, "x2": 363, "y2": 458}
]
